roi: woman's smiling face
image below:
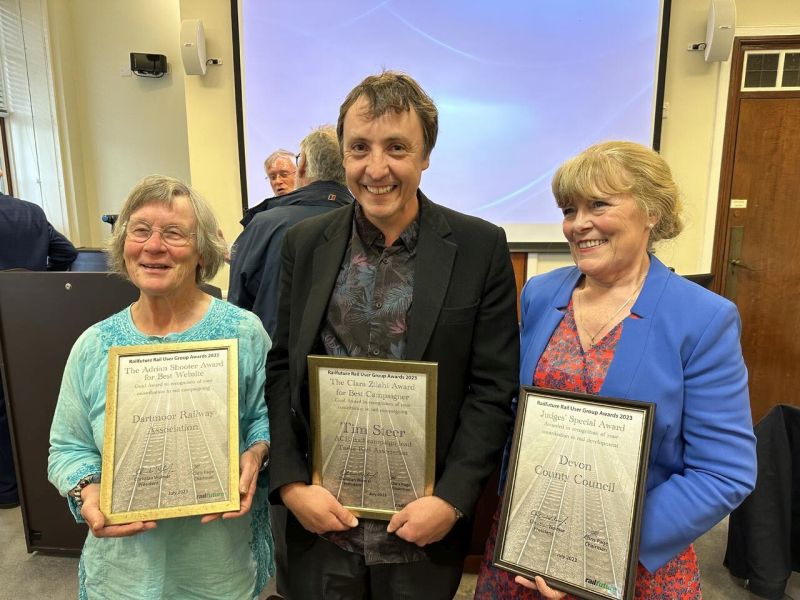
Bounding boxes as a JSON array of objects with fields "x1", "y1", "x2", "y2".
[
  {"x1": 123, "y1": 196, "x2": 201, "y2": 298},
  {"x1": 561, "y1": 193, "x2": 651, "y2": 283}
]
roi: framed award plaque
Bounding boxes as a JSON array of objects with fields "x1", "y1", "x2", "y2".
[
  {"x1": 494, "y1": 386, "x2": 655, "y2": 600},
  {"x1": 100, "y1": 340, "x2": 239, "y2": 524},
  {"x1": 308, "y1": 355, "x2": 437, "y2": 520}
]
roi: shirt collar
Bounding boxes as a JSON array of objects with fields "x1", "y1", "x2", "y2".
[{"x1": 353, "y1": 202, "x2": 419, "y2": 252}]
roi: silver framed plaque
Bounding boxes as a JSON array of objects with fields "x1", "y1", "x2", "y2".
[
  {"x1": 308, "y1": 355, "x2": 437, "y2": 520},
  {"x1": 100, "y1": 340, "x2": 240, "y2": 524},
  {"x1": 493, "y1": 386, "x2": 655, "y2": 600}
]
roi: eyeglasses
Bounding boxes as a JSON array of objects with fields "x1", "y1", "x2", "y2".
[
  {"x1": 265, "y1": 170, "x2": 296, "y2": 182},
  {"x1": 125, "y1": 221, "x2": 196, "y2": 247}
]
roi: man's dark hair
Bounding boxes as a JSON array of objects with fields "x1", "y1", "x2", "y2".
[{"x1": 337, "y1": 71, "x2": 438, "y2": 158}]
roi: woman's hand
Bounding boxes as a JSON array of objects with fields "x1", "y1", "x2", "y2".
[
  {"x1": 514, "y1": 575, "x2": 567, "y2": 599},
  {"x1": 79, "y1": 483, "x2": 157, "y2": 538},
  {"x1": 201, "y1": 443, "x2": 266, "y2": 523}
]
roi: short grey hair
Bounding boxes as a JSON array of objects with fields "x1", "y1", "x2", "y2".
[
  {"x1": 106, "y1": 175, "x2": 226, "y2": 284},
  {"x1": 263, "y1": 149, "x2": 295, "y2": 171},
  {"x1": 299, "y1": 125, "x2": 345, "y2": 185}
]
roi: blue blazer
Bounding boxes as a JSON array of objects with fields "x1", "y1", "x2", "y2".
[{"x1": 518, "y1": 255, "x2": 756, "y2": 572}]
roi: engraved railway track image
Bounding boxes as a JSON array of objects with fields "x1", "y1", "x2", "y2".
[
  {"x1": 321, "y1": 388, "x2": 424, "y2": 512},
  {"x1": 111, "y1": 384, "x2": 229, "y2": 512}
]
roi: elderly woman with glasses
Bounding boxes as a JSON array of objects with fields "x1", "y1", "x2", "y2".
[{"x1": 48, "y1": 175, "x2": 273, "y2": 599}]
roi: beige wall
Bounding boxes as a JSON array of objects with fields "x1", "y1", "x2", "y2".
[
  {"x1": 737, "y1": 1, "x2": 800, "y2": 26},
  {"x1": 178, "y1": 0, "x2": 243, "y2": 291},
  {"x1": 48, "y1": 0, "x2": 190, "y2": 248},
  {"x1": 656, "y1": 0, "x2": 800, "y2": 275},
  {"x1": 47, "y1": 0, "x2": 90, "y2": 243},
  {"x1": 50, "y1": 0, "x2": 800, "y2": 285}
]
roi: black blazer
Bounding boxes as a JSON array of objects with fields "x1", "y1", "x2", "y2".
[
  {"x1": 266, "y1": 193, "x2": 519, "y2": 555},
  {"x1": 725, "y1": 404, "x2": 800, "y2": 599}
]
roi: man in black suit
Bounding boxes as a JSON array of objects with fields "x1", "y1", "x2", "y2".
[
  {"x1": 266, "y1": 71, "x2": 519, "y2": 599},
  {"x1": 0, "y1": 177, "x2": 77, "y2": 508}
]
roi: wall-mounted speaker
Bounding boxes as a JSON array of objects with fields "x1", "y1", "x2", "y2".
[
  {"x1": 181, "y1": 19, "x2": 207, "y2": 76},
  {"x1": 705, "y1": 0, "x2": 736, "y2": 62}
]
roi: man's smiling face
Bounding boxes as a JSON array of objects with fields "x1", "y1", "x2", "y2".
[{"x1": 342, "y1": 96, "x2": 430, "y2": 243}]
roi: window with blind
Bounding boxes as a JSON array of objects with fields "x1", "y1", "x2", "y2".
[{"x1": 0, "y1": 0, "x2": 69, "y2": 233}]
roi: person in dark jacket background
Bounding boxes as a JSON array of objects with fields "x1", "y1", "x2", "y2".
[
  {"x1": 228, "y1": 125, "x2": 353, "y2": 339},
  {"x1": 0, "y1": 171, "x2": 78, "y2": 508},
  {"x1": 264, "y1": 149, "x2": 297, "y2": 198},
  {"x1": 0, "y1": 175, "x2": 77, "y2": 271},
  {"x1": 228, "y1": 126, "x2": 352, "y2": 600},
  {"x1": 725, "y1": 404, "x2": 800, "y2": 600}
]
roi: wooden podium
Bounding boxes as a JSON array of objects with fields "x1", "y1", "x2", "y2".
[{"x1": 0, "y1": 272, "x2": 138, "y2": 554}]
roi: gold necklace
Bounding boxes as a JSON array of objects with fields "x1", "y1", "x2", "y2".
[{"x1": 577, "y1": 278, "x2": 645, "y2": 345}]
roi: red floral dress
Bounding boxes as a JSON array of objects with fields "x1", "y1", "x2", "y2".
[{"x1": 473, "y1": 300, "x2": 702, "y2": 600}]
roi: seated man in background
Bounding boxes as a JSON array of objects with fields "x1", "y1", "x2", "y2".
[
  {"x1": 229, "y1": 125, "x2": 353, "y2": 339},
  {"x1": 0, "y1": 172, "x2": 78, "y2": 271},
  {"x1": 265, "y1": 149, "x2": 297, "y2": 198},
  {"x1": 0, "y1": 171, "x2": 78, "y2": 508}
]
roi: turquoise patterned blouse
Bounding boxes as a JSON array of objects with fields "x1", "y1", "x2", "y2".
[{"x1": 48, "y1": 297, "x2": 274, "y2": 600}]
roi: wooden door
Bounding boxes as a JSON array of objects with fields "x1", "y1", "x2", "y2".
[{"x1": 713, "y1": 37, "x2": 800, "y2": 423}]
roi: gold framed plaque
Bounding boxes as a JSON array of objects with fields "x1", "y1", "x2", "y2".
[
  {"x1": 100, "y1": 340, "x2": 239, "y2": 524},
  {"x1": 308, "y1": 355, "x2": 437, "y2": 520},
  {"x1": 494, "y1": 386, "x2": 655, "y2": 600}
]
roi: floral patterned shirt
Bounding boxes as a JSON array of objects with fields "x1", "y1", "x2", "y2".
[
  {"x1": 321, "y1": 203, "x2": 418, "y2": 360},
  {"x1": 321, "y1": 202, "x2": 427, "y2": 564}
]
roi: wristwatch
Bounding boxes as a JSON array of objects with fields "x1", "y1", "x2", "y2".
[
  {"x1": 67, "y1": 474, "x2": 100, "y2": 508},
  {"x1": 250, "y1": 441, "x2": 270, "y2": 471}
]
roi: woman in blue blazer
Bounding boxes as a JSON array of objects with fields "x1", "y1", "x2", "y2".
[{"x1": 474, "y1": 141, "x2": 756, "y2": 599}]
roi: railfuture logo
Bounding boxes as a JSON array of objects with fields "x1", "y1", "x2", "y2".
[{"x1": 585, "y1": 577, "x2": 620, "y2": 597}]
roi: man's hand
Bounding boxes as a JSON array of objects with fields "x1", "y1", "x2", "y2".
[
  {"x1": 515, "y1": 575, "x2": 567, "y2": 599},
  {"x1": 280, "y1": 482, "x2": 358, "y2": 534},
  {"x1": 386, "y1": 495, "x2": 458, "y2": 546},
  {"x1": 201, "y1": 443, "x2": 265, "y2": 524},
  {"x1": 80, "y1": 483, "x2": 157, "y2": 538}
]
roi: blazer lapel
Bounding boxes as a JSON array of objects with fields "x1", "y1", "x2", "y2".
[
  {"x1": 406, "y1": 196, "x2": 456, "y2": 360},
  {"x1": 296, "y1": 205, "x2": 353, "y2": 359},
  {"x1": 600, "y1": 255, "x2": 669, "y2": 399}
]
